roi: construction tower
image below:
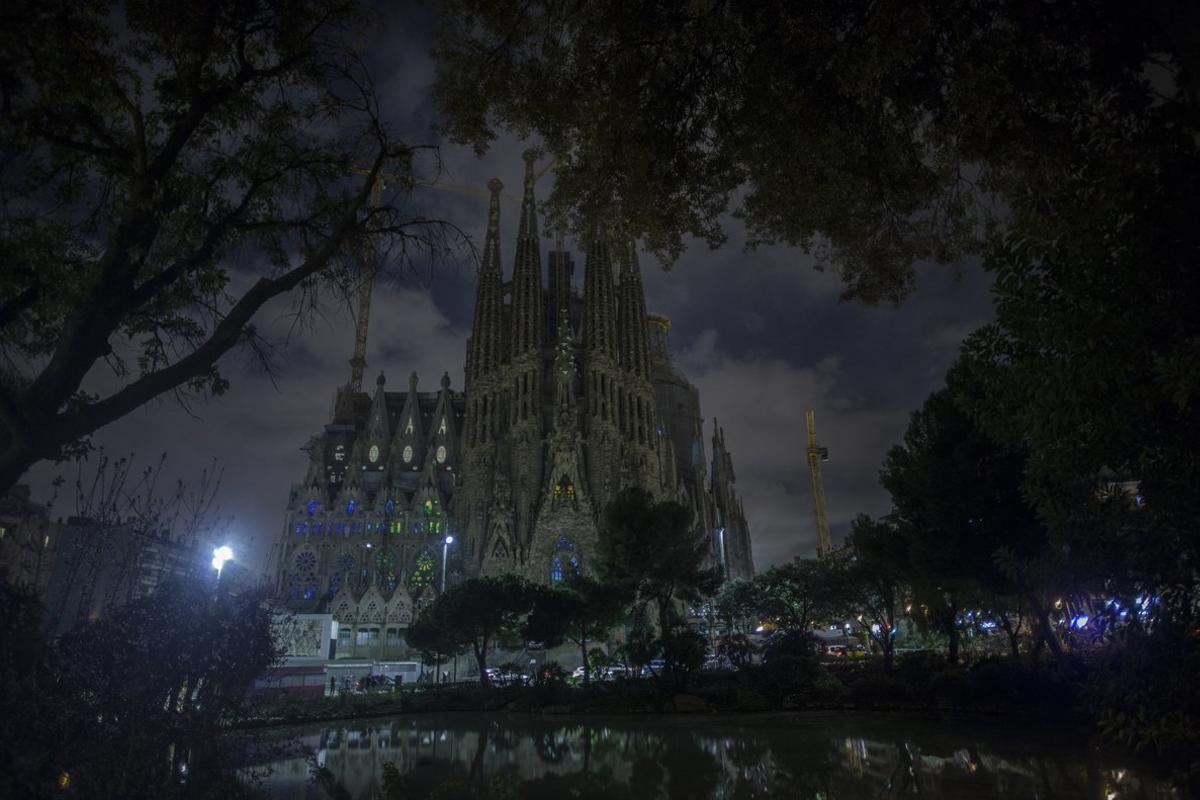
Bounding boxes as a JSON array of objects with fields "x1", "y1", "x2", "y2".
[{"x1": 805, "y1": 409, "x2": 832, "y2": 557}]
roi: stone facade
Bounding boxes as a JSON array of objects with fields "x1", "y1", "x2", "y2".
[{"x1": 270, "y1": 153, "x2": 753, "y2": 655}]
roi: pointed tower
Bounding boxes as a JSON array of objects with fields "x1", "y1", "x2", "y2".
[
  {"x1": 360, "y1": 372, "x2": 391, "y2": 496},
  {"x1": 390, "y1": 372, "x2": 425, "y2": 474},
  {"x1": 461, "y1": 179, "x2": 509, "y2": 573},
  {"x1": 582, "y1": 224, "x2": 621, "y2": 509},
  {"x1": 466, "y1": 178, "x2": 505, "y2": 388},
  {"x1": 428, "y1": 372, "x2": 459, "y2": 473},
  {"x1": 507, "y1": 151, "x2": 546, "y2": 555},
  {"x1": 615, "y1": 237, "x2": 659, "y2": 489}
]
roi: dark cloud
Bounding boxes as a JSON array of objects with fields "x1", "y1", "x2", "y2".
[{"x1": 20, "y1": 5, "x2": 996, "y2": 576}]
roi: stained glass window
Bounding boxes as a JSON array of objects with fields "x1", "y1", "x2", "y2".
[
  {"x1": 376, "y1": 551, "x2": 397, "y2": 592},
  {"x1": 569, "y1": 554, "x2": 581, "y2": 576},
  {"x1": 550, "y1": 556, "x2": 564, "y2": 582},
  {"x1": 295, "y1": 552, "x2": 317, "y2": 572},
  {"x1": 307, "y1": 500, "x2": 317, "y2": 515},
  {"x1": 385, "y1": 499, "x2": 395, "y2": 515},
  {"x1": 347, "y1": 500, "x2": 356, "y2": 515},
  {"x1": 409, "y1": 551, "x2": 435, "y2": 590},
  {"x1": 554, "y1": 536, "x2": 574, "y2": 551}
]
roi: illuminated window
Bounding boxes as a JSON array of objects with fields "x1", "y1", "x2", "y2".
[
  {"x1": 554, "y1": 536, "x2": 574, "y2": 551},
  {"x1": 347, "y1": 500, "x2": 356, "y2": 515},
  {"x1": 385, "y1": 499, "x2": 395, "y2": 515},
  {"x1": 307, "y1": 500, "x2": 317, "y2": 515},
  {"x1": 356, "y1": 628, "x2": 379, "y2": 646},
  {"x1": 409, "y1": 551, "x2": 435, "y2": 590},
  {"x1": 568, "y1": 554, "x2": 580, "y2": 576},
  {"x1": 550, "y1": 556, "x2": 564, "y2": 582}
]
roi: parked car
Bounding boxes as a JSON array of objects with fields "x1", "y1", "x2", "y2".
[
  {"x1": 600, "y1": 665, "x2": 632, "y2": 681},
  {"x1": 485, "y1": 667, "x2": 529, "y2": 687}
]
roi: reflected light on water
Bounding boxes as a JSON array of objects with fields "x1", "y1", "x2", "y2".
[{"x1": 241, "y1": 713, "x2": 1177, "y2": 799}]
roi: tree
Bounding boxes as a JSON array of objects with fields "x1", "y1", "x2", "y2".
[
  {"x1": 408, "y1": 575, "x2": 536, "y2": 686},
  {"x1": 881, "y1": 383, "x2": 1049, "y2": 662},
  {"x1": 0, "y1": 575, "x2": 280, "y2": 798},
  {"x1": 713, "y1": 577, "x2": 762, "y2": 636},
  {"x1": 596, "y1": 487, "x2": 720, "y2": 635},
  {"x1": 832, "y1": 516, "x2": 910, "y2": 672},
  {"x1": 523, "y1": 575, "x2": 626, "y2": 686},
  {"x1": 754, "y1": 560, "x2": 832, "y2": 634},
  {"x1": 434, "y1": 1, "x2": 1200, "y2": 302},
  {"x1": 0, "y1": 0, "x2": 457, "y2": 493},
  {"x1": 404, "y1": 601, "x2": 469, "y2": 680}
]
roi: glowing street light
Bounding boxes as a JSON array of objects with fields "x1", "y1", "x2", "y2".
[
  {"x1": 212, "y1": 545, "x2": 234, "y2": 578},
  {"x1": 441, "y1": 535, "x2": 454, "y2": 593}
]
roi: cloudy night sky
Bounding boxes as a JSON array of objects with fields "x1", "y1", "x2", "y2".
[{"x1": 22, "y1": 5, "x2": 995, "y2": 577}]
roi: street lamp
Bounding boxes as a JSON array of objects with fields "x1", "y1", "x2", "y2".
[
  {"x1": 441, "y1": 535, "x2": 454, "y2": 593},
  {"x1": 212, "y1": 545, "x2": 233, "y2": 578}
]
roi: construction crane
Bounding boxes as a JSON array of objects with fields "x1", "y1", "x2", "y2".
[
  {"x1": 806, "y1": 409, "x2": 832, "y2": 558},
  {"x1": 343, "y1": 156, "x2": 556, "y2": 391}
]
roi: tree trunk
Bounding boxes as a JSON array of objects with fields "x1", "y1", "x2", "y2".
[
  {"x1": 474, "y1": 641, "x2": 489, "y2": 686},
  {"x1": 580, "y1": 636, "x2": 590, "y2": 687},
  {"x1": 1028, "y1": 596, "x2": 1064, "y2": 660},
  {"x1": 945, "y1": 618, "x2": 960, "y2": 665}
]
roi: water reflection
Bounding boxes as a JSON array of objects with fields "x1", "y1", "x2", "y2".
[{"x1": 244, "y1": 713, "x2": 1178, "y2": 799}]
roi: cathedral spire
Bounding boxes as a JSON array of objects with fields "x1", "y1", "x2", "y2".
[
  {"x1": 467, "y1": 178, "x2": 505, "y2": 384},
  {"x1": 616, "y1": 237, "x2": 651, "y2": 380},
  {"x1": 509, "y1": 150, "x2": 544, "y2": 358},
  {"x1": 583, "y1": 223, "x2": 618, "y2": 358}
]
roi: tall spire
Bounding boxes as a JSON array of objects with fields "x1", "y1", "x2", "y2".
[
  {"x1": 467, "y1": 178, "x2": 505, "y2": 384},
  {"x1": 583, "y1": 223, "x2": 618, "y2": 358},
  {"x1": 509, "y1": 150, "x2": 544, "y2": 357},
  {"x1": 616, "y1": 237, "x2": 651, "y2": 380}
]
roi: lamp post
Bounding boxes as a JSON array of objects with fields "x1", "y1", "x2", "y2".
[{"x1": 441, "y1": 535, "x2": 454, "y2": 593}]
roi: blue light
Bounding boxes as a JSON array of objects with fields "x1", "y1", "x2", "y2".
[
  {"x1": 307, "y1": 500, "x2": 317, "y2": 515},
  {"x1": 1071, "y1": 614, "x2": 1089, "y2": 630},
  {"x1": 347, "y1": 500, "x2": 356, "y2": 515}
]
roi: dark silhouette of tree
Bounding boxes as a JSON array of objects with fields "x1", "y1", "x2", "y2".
[
  {"x1": 831, "y1": 517, "x2": 909, "y2": 672},
  {"x1": 523, "y1": 575, "x2": 626, "y2": 686},
  {"x1": 596, "y1": 487, "x2": 720, "y2": 634},
  {"x1": 434, "y1": 1, "x2": 1200, "y2": 303},
  {"x1": 0, "y1": 0, "x2": 459, "y2": 493},
  {"x1": 407, "y1": 575, "x2": 536, "y2": 686},
  {"x1": 881, "y1": 381, "x2": 1050, "y2": 662}
]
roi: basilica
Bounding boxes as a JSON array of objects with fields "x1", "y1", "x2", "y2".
[{"x1": 270, "y1": 153, "x2": 753, "y2": 656}]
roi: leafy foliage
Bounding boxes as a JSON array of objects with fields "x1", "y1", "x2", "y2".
[
  {"x1": 407, "y1": 575, "x2": 537, "y2": 686},
  {"x1": 434, "y1": 1, "x2": 1199, "y2": 303},
  {"x1": 0, "y1": 575, "x2": 279, "y2": 798},
  {"x1": 0, "y1": 0, "x2": 458, "y2": 492},
  {"x1": 596, "y1": 487, "x2": 720, "y2": 633},
  {"x1": 523, "y1": 575, "x2": 625, "y2": 686}
]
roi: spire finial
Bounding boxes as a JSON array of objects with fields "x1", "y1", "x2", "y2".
[
  {"x1": 376, "y1": 371, "x2": 386, "y2": 388},
  {"x1": 409, "y1": 371, "x2": 418, "y2": 391},
  {"x1": 441, "y1": 371, "x2": 451, "y2": 390}
]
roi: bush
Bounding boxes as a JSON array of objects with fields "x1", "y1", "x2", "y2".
[
  {"x1": 761, "y1": 629, "x2": 818, "y2": 662},
  {"x1": 1083, "y1": 626, "x2": 1200, "y2": 776}
]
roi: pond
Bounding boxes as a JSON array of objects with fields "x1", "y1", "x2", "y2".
[{"x1": 243, "y1": 712, "x2": 1178, "y2": 799}]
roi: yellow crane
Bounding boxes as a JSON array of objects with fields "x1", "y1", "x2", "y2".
[
  {"x1": 344, "y1": 156, "x2": 556, "y2": 391},
  {"x1": 806, "y1": 409, "x2": 832, "y2": 558}
]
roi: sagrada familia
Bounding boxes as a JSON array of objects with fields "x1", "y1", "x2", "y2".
[{"x1": 270, "y1": 153, "x2": 753, "y2": 654}]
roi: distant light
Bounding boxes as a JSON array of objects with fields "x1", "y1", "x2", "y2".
[
  {"x1": 755, "y1": 625, "x2": 764, "y2": 633},
  {"x1": 1071, "y1": 614, "x2": 1089, "y2": 630},
  {"x1": 445, "y1": 535, "x2": 454, "y2": 545}
]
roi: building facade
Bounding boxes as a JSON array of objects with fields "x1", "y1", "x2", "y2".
[{"x1": 270, "y1": 153, "x2": 753, "y2": 656}]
